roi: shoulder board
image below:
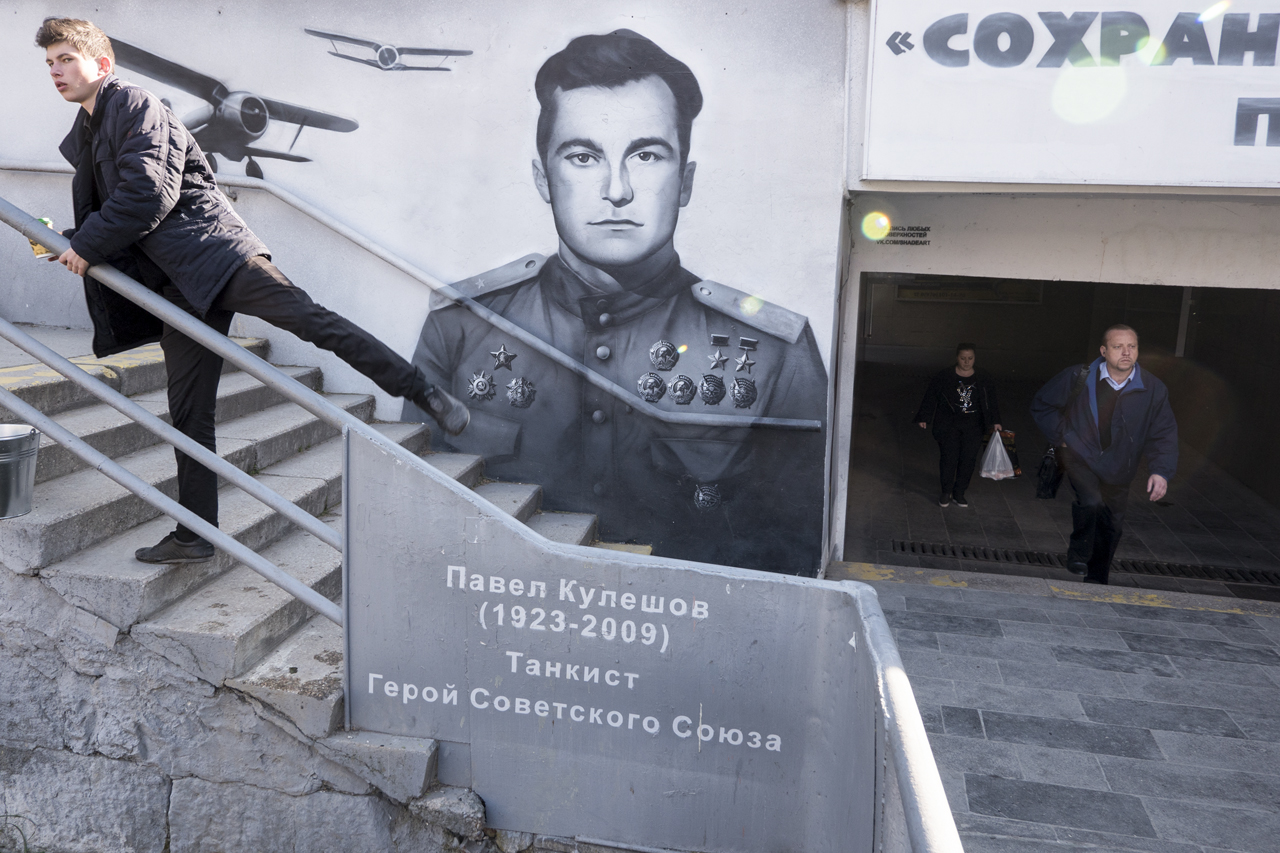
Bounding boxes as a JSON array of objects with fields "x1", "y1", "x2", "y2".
[
  {"x1": 450, "y1": 254, "x2": 546, "y2": 299},
  {"x1": 431, "y1": 254, "x2": 546, "y2": 309},
  {"x1": 690, "y1": 280, "x2": 808, "y2": 344}
]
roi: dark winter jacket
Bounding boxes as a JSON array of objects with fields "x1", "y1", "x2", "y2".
[
  {"x1": 914, "y1": 367, "x2": 1002, "y2": 435},
  {"x1": 58, "y1": 74, "x2": 268, "y2": 356},
  {"x1": 1031, "y1": 358, "x2": 1178, "y2": 486}
]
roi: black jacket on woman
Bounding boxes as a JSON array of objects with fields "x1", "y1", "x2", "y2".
[
  {"x1": 914, "y1": 367, "x2": 1002, "y2": 435},
  {"x1": 58, "y1": 74, "x2": 268, "y2": 356}
]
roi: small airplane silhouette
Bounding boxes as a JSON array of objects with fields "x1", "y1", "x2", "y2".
[
  {"x1": 109, "y1": 37, "x2": 358, "y2": 179},
  {"x1": 304, "y1": 28, "x2": 473, "y2": 71}
]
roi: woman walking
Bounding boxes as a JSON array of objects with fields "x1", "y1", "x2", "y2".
[{"x1": 914, "y1": 344, "x2": 1002, "y2": 507}]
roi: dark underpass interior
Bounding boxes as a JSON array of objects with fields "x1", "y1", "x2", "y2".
[{"x1": 844, "y1": 274, "x2": 1280, "y2": 603}]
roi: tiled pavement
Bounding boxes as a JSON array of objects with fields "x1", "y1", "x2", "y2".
[
  {"x1": 844, "y1": 365, "x2": 1280, "y2": 601},
  {"x1": 831, "y1": 561, "x2": 1280, "y2": 853}
]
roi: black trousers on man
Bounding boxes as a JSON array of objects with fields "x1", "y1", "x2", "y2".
[
  {"x1": 161, "y1": 256, "x2": 431, "y2": 540},
  {"x1": 934, "y1": 415, "x2": 984, "y2": 499},
  {"x1": 1062, "y1": 449, "x2": 1131, "y2": 584}
]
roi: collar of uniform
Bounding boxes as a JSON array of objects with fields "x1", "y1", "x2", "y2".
[{"x1": 542, "y1": 253, "x2": 695, "y2": 325}]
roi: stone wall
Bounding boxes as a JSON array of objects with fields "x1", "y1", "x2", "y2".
[{"x1": 0, "y1": 568, "x2": 486, "y2": 853}]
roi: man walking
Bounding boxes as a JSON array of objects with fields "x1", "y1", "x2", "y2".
[
  {"x1": 37, "y1": 17, "x2": 468, "y2": 564},
  {"x1": 1031, "y1": 325, "x2": 1177, "y2": 584}
]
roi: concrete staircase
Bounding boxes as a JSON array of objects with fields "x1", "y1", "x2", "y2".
[{"x1": 0, "y1": 331, "x2": 616, "y2": 805}]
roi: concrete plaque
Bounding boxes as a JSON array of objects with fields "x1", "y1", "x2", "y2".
[{"x1": 344, "y1": 431, "x2": 876, "y2": 852}]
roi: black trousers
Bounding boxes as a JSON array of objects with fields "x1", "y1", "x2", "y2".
[
  {"x1": 1063, "y1": 450, "x2": 1130, "y2": 584},
  {"x1": 934, "y1": 416, "x2": 983, "y2": 498},
  {"x1": 161, "y1": 256, "x2": 431, "y2": 539}
]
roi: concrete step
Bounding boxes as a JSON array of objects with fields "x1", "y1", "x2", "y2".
[
  {"x1": 132, "y1": 446, "x2": 490, "y2": 687},
  {"x1": 527, "y1": 511, "x2": 597, "y2": 546},
  {"x1": 40, "y1": 422, "x2": 427, "y2": 629},
  {"x1": 0, "y1": 338, "x2": 268, "y2": 422},
  {"x1": 420, "y1": 451, "x2": 484, "y2": 488},
  {"x1": 0, "y1": 394, "x2": 374, "y2": 572},
  {"x1": 593, "y1": 541, "x2": 654, "y2": 555},
  {"x1": 133, "y1": 520, "x2": 342, "y2": 686},
  {"x1": 228, "y1": 613, "x2": 345, "y2": 740},
  {"x1": 33, "y1": 365, "x2": 322, "y2": 484},
  {"x1": 472, "y1": 481, "x2": 542, "y2": 523}
]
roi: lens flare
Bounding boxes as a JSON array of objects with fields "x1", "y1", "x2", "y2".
[
  {"x1": 1199, "y1": 1, "x2": 1231, "y2": 23},
  {"x1": 739, "y1": 296, "x2": 764, "y2": 316},
  {"x1": 861, "y1": 211, "x2": 891, "y2": 241},
  {"x1": 677, "y1": 344, "x2": 688, "y2": 354},
  {"x1": 1052, "y1": 64, "x2": 1127, "y2": 124},
  {"x1": 1136, "y1": 35, "x2": 1166, "y2": 65}
]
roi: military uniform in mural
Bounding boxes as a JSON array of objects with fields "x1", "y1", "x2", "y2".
[{"x1": 403, "y1": 253, "x2": 828, "y2": 574}]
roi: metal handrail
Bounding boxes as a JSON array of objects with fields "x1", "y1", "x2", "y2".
[
  {"x1": 0, "y1": 381, "x2": 341, "y2": 624},
  {"x1": 0, "y1": 161, "x2": 821, "y2": 432},
  {"x1": 852, "y1": 584, "x2": 964, "y2": 852},
  {"x1": 0, "y1": 316, "x2": 341, "y2": 552},
  {"x1": 0, "y1": 195, "x2": 422, "y2": 626}
]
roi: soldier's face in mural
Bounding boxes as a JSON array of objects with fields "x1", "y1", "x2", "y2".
[
  {"x1": 45, "y1": 42, "x2": 111, "y2": 107},
  {"x1": 532, "y1": 76, "x2": 697, "y2": 274}
]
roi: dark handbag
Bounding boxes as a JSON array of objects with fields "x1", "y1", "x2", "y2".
[
  {"x1": 1035, "y1": 364, "x2": 1090, "y2": 500},
  {"x1": 1036, "y1": 445, "x2": 1063, "y2": 499}
]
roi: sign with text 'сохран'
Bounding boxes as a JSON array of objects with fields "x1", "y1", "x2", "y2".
[
  {"x1": 342, "y1": 430, "x2": 875, "y2": 853},
  {"x1": 865, "y1": 1, "x2": 1280, "y2": 186}
]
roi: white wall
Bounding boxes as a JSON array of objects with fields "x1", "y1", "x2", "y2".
[
  {"x1": 1, "y1": 0, "x2": 850, "y2": 368},
  {"x1": 0, "y1": 170, "x2": 92, "y2": 329}
]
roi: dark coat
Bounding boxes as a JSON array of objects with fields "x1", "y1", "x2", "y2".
[
  {"x1": 914, "y1": 367, "x2": 1002, "y2": 435},
  {"x1": 403, "y1": 253, "x2": 829, "y2": 575},
  {"x1": 58, "y1": 74, "x2": 268, "y2": 356},
  {"x1": 1031, "y1": 358, "x2": 1178, "y2": 485}
]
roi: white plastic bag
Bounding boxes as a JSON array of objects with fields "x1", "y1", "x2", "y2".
[{"x1": 979, "y1": 433, "x2": 1015, "y2": 481}]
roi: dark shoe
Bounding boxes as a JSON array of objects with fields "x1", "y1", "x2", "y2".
[
  {"x1": 952, "y1": 493, "x2": 969, "y2": 507},
  {"x1": 1066, "y1": 560, "x2": 1088, "y2": 576},
  {"x1": 417, "y1": 386, "x2": 470, "y2": 436},
  {"x1": 135, "y1": 532, "x2": 214, "y2": 564},
  {"x1": 938, "y1": 494, "x2": 951, "y2": 507}
]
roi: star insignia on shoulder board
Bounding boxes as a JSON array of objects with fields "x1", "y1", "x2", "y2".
[
  {"x1": 491, "y1": 345, "x2": 517, "y2": 370},
  {"x1": 708, "y1": 349, "x2": 729, "y2": 370},
  {"x1": 734, "y1": 353, "x2": 755, "y2": 373}
]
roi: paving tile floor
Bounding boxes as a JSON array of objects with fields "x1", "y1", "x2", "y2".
[
  {"x1": 832, "y1": 563, "x2": 1280, "y2": 853},
  {"x1": 844, "y1": 364, "x2": 1280, "y2": 602}
]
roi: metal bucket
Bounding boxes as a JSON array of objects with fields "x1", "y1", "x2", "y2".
[{"x1": 0, "y1": 424, "x2": 40, "y2": 519}]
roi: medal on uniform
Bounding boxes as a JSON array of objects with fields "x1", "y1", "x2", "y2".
[
  {"x1": 670, "y1": 375, "x2": 696, "y2": 405},
  {"x1": 467, "y1": 371, "x2": 496, "y2": 402},
  {"x1": 707, "y1": 349, "x2": 729, "y2": 370},
  {"x1": 693, "y1": 483, "x2": 721, "y2": 510},
  {"x1": 637, "y1": 372, "x2": 667, "y2": 403},
  {"x1": 730, "y1": 377, "x2": 757, "y2": 408},
  {"x1": 649, "y1": 340, "x2": 679, "y2": 371},
  {"x1": 734, "y1": 353, "x2": 755, "y2": 373},
  {"x1": 491, "y1": 344, "x2": 517, "y2": 370},
  {"x1": 506, "y1": 376, "x2": 535, "y2": 408},
  {"x1": 699, "y1": 374, "x2": 726, "y2": 405}
]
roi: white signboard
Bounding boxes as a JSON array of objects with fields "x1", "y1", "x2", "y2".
[{"x1": 864, "y1": 1, "x2": 1280, "y2": 186}]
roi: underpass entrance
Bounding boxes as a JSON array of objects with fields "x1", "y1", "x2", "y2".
[{"x1": 835, "y1": 202, "x2": 1280, "y2": 603}]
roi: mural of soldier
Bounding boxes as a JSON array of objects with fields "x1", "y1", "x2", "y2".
[{"x1": 403, "y1": 30, "x2": 828, "y2": 574}]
